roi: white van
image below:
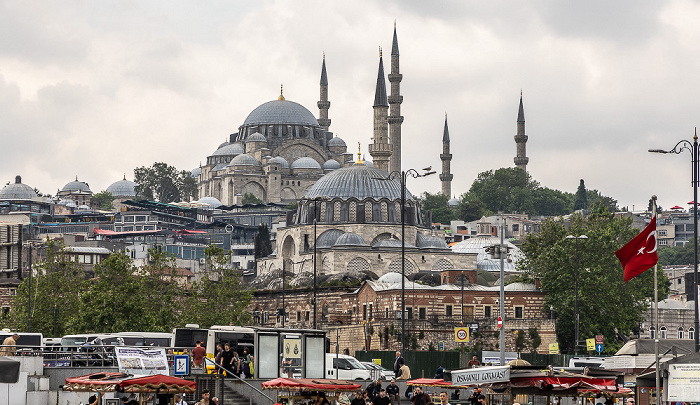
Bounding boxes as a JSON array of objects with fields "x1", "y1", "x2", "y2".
[{"x1": 326, "y1": 353, "x2": 371, "y2": 380}]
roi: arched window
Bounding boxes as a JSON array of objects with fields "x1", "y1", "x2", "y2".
[
  {"x1": 678, "y1": 327, "x2": 684, "y2": 339},
  {"x1": 660, "y1": 326, "x2": 667, "y2": 339},
  {"x1": 690, "y1": 327, "x2": 696, "y2": 341},
  {"x1": 649, "y1": 326, "x2": 656, "y2": 339}
]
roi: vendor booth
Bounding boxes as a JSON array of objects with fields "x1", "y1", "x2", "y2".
[
  {"x1": 63, "y1": 372, "x2": 197, "y2": 403},
  {"x1": 262, "y1": 378, "x2": 362, "y2": 405}
]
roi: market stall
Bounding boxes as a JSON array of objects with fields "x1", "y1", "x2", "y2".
[
  {"x1": 262, "y1": 378, "x2": 362, "y2": 405},
  {"x1": 63, "y1": 372, "x2": 197, "y2": 403}
]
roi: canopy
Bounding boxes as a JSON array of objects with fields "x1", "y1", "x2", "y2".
[
  {"x1": 406, "y1": 378, "x2": 471, "y2": 389},
  {"x1": 510, "y1": 376, "x2": 617, "y2": 392},
  {"x1": 64, "y1": 372, "x2": 196, "y2": 394},
  {"x1": 578, "y1": 387, "x2": 633, "y2": 398},
  {"x1": 262, "y1": 378, "x2": 361, "y2": 392},
  {"x1": 671, "y1": 205, "x2": 684, "y2": 210}
]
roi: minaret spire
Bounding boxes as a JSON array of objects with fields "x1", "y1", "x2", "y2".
[
  {"x1": 388, "y1": 23, "x2": 403, "y2": 173},
  {"x1": 440, "y1": 114, "x2": 453, "y2": 196},
  {"x1": 317, "y1": 52, "x2": 331, "y2": 131},
  {"x1": 368, "y1": 47, "x2": 391, "y2": 172},
  {"x1": 514, "y1": 91, "x2": 529, "y2": 172}
]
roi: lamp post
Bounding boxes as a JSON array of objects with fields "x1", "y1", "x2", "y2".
[
  {"x1": 374, "y1": 168, "x2": 435, "y2": 356},
  {"x1": 649, "y1": 132, "x2": 700, "y2": 353},
  {"x1": 566, "y1": 234, "x2": 588, "y2": 355}
]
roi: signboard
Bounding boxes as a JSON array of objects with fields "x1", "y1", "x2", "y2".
[
  {"x1": 481, "y1": 351, "x2": 518, "y2": 366},
  {"x1": 595, "y1": 343, "x2": 604, "y2": 353},
  {"x1": 115, "y1": 347, "x2": 169, "y2": 375},
  {"x1": 439, "y1": 341, "x2": 444, "y2": 351},
  {"x1": 455, "y1": 327, "x2": 469, "y2": 342},
  {"x1": 595, "y1": 335, "x2": 604, "y2": 344},
  {"x1": 668, "y1": 364, "x2": 700, "y2": 401},
  {"x1": 373, "y1": 358, "x2": 382, "y2": 366},
  {"x1": 548, "y1": 343, "x2": 559, "y2": 354},
  {"x1": 451, "y1": 365, "x2": 510, "y2": 385},
  {"x1": 497, "y1": 317, "x2": 503, "y2": 329},
  {"x1": 468, "y1": 323, "x2": 479, "y2": 334},
  {"x1": 174, "y1": 355, "x2": 190, "y2": 376},
  {"x1": 283, "y1": 338, "x2": 302, "y2": 359},
  {"x1": 586, "y1": 338, "x2": 595, "y2": 351}
]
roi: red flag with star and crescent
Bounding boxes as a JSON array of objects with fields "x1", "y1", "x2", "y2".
[{"x1": 615, "y1": 217, "x2": 658, "y2": 282}]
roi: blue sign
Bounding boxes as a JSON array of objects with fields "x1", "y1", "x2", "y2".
[
  {"x1": 595, "y1": 343, "x2": 604, "y2": 353},
  {"x1": 174, "y1": 355, "x2": 190, "y2": 376},
  {"x1": 439, "y1": 341, "x2": 444, "y2": 351}
]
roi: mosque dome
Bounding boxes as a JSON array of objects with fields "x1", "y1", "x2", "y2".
[
  {"x1": 451, "y1": 223, "x2": 523, "y2": 272},
  {"x1": 212, "y1": 163, "x2": 228, "y2": 171},
  {"x1": 364, "y1": 160, "x2": 374, "y2": 168},
  {"x1": 198, "y1": 196, "x2": 223, "y2": 208},
  {"x1": 0, "y1": 176, "x2": 37, "y2": 200},
  {"x1": 376, "y1": 272, "x2": 408, "y2": 284},
  {"x1": 218, "y1": 141, "x2": 230, "y2": 149},
  {"x1": 419, "y1": 235, "x2": 450, "y2": 249},
  {"x1": 59, "y1": 199, "x2": 77, "y2": 208},
  {"x1": 304, "y1": 163, "x2": 413, "y2": 202},
  {"x1": 106, "y1": 177, "x2": 136, "y2": 197},
  {"x1": 229, "y1": 154, "x2": 261, "y2": 167},
  {"x1": 448, "y1": 196, "x2": 459, "y2": 207},
  {"x1": 191, "y1": 167, "x2": 202, "y2": 178},
  {"x1": 371, "y1": 238, "x2": 405, "y2": 249},
  {"x1": 213, "y1": 143, "x2": 245, "y2": 156},
  {"x1": 243, "y1": 100, "x2": 319, "y2": 127},
  {"x1": 322, "y1": 159, "x2": 341, "y2": 170},
  {"x1": 62, "y1": 178, "x2": 91, "y2": 193},
  {"x1": 334, "y1": 232, "x2": 369, "y2": 247},
  {"x1": 328, "y1": 136, "x2": 347, "y2": 147},
  {"x1": 316, "y1": 229, "x2": 345, "y2": 248},
  {"x1": 270, "y1": 156, "x2": 289, "y2": 169},
  {"x1": 246, "y1": 132, "x2": 267, "y2": 142},
  {"x1": 76, "y1": 204, "x2": 91, "y2": 211},
  {"x1": 291, "y1": 157, "x2": 322, "y2": 170}
]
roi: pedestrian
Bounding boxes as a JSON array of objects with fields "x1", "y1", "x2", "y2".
[
  {"x1": 397, "y1": 363, "x2": 411, "y2": 380},
  {"x1": 467, "y1": 355, "x2": 480, "y2": 368},
  {"x1": 88, "y1": 393, "x2": 102, "y2": 405},
  {"x1": 174, "y1": 394, "x2": 187, "y2": 405},
  {"x1": 434, "y1": 365, "x2": 444, "y2": 379},
  {"x1": 282, "y1": 358, "x2": 294, "y2": 378},
  {"x1": 450, "y1": 390, "x2": 460, "y2": 401},
  {"x1": 439, "y1": 392, "x2": 450, "y2": 405},
  {"x1": 317, "y1": 392, "x2": 331, "y2": 405},
  {"x1": 386, "y1": 378, "x2": 400, "y2": 405},
  {"x1": 0, "y1": 334, "x2": 19, "y2": 356},
  {"x1": 192, "y1": 341, "x2": 206, "y2": 369},
  {"x1": 351, "y1": 391, "x2": 365, "y2": 405},
  {"x1": 219, "y1": 343, "x2": 234, "y2": 376},
  {"x1": 393, "y1": 351, "x2": 405, "y2": 376},
  {"x1": 468, "y1": 389, "x2": 481, "y2": 405},
  {"x1": 410, "y1": 387, "x2": 430, "y2": 405},
  {"x1": 196, "y1": 390, "x2": 219, "y2": 405},
  {"x1": 372, "y1": 389, "x2": 391, "y2": 405}
]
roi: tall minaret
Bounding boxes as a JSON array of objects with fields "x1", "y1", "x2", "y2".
[
  {"x1": 317, "y1": 53, "x2": 331, "y2": 131},
  {"x1": 514, "y1": 92, "x2": 529, "y2": 172},
  {"x1": 388, "y1": 22, "x2": 403, "y2": 174},
  {"x1": 439, "y1": 114, "x2": 453, "y2": 196},
  {"x1": 368, "y1": 48, "x2": 391, "y2": 172}
]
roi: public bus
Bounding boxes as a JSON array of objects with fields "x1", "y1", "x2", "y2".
[
  {"x1": 172, "y1": 325, "x2": 254, "y2": 356},
  {"x1": 0, "y1": 331, "x2": 43, "y2": 352}
]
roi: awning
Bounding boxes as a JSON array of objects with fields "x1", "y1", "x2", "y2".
[
  {"x1": 262, "y1": 378, "x2": 362, "y2": 392},
  {"x1": 94, "y1": 228, "x2": 163, "y2": 236},
  {"x1": 175, "y1": 229, "x2": 208, "y2": 235},
  {"x1": 64, "y1": 372, "x2": 132, "y2": 392},
  {"x1": 510, "y1": 376, "x2": 617, "y2": 392},
  {"x1": 63, "y1": 372, "x2": 196, "y2": 394}
]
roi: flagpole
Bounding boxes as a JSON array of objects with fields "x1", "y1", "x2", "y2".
[{"x1": 652, "y1": 195, "x2": 660, "y2": 405}]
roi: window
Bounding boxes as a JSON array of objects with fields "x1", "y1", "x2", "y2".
[
  {"x1": 690, "y1": 328, "x2": 695, "y2": 341},
  {"x1": 305, "y1": 311, "x2": 310, "y2": 321},
  {"x1": 512, "y1": 224, "x2": 519, "y2": 232},
  {"x1": 340, "y1": 203, "x2": 349, "y2": 222},
  {"x1": 385, "y1": 308, "x2": 389, "y2": 318},
  {"x1": 369, "y1": 304, "x2": 373, "y2": 319},
  {"x1": 297, "y1": 311, "x2": 301, "y2": 321},
  {"x1": 363, "y1": 304, "x2": 367, "y2": 321},
  {"x1": 419, "y1": 308, "x2": 426, "y2": 320},
  {"x1": 658, "y1": 229, "x2": 667, "y2": 237},
  {"x1": 660, "y1": 326, "x2": 667, "y2": 339},
  {"x1": 678, "y1": 327, "x2": 684, "y2": 339},
  {"x1": 372, "y1": 203, "x2": 382, "y2": 222},
  {"x1": 446, "y1": 305, "x2": 453, "y2": 316},
  {"x1": 514, "y1": 306, "x2": 523, "y2": 319},
  {"x1": 407, "y1": 308, "x2": 413, "y2": 320},
  {"x1": 484, "y1": 306, "x2": 492, "y2": 318},
  {"x1": 650, "y1": 326, "x2": 656, "y2": 339}
]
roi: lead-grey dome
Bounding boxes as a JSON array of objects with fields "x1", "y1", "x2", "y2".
[
  {"x1": 322, "y1": 159, "x2": 341, "y2": 170},
  {"x1": 328, "y1": 136, "x2": 347, "y2": 147},
  {"x1": 419, "y1": 235, "x2": 449, "y2": 249},
  {"x1": 0, "y1": 176, "x2": 37, "y2": 200},
  {"x1": 191, "y1": 167, "x2": 202, "y2": 178},
  {"x1": 304, "y1": 163, "x2": 413, "y2": 201},
  {"x1": 246, "y1": 132, "x2": 267, "y2": 142},
  {"x1": 291, "y1": 157, "x2": 322, "y2": 170},
  {"x1": 229, "y1": 154, "x2": 260, "y2": 166},
  {"x1": 334, "y1": 232, "x2": 369, "y2": 247},
  {"x1": 316, "y1": 229, "x2": 345, "y2": 248},
  {"x1": 106, "y1": 178, "x2": 136, "y2": 197},
  {"x1": 62, "y1": 178, "x2": 91, "y2": 193},
  {"x1": 243, "y1": 100, "x2": 319, "y2": 127},
  {"x1": 213, "y1": 143, "x2": 244, "y2": 156},
  {"x1": 451, "y1": 236, "x2": 523, "y2": 272},
  {"x1": 448, "y1": 196, "x2": 459, "y2": 207},
  {"x1": 270, "y1": 156, "x2": 289, "y2": 169},
  {"x1": 198, "y1": 196, "x2": 223, "y2": 208}
]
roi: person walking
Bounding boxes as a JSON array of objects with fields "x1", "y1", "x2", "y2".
[
  {"x1": 219, "y1": 343, "x2": 234, "y2": 376},
  {"x1": 0, "y1": 334, "x2": 19, "y2": 356},
  {"x1": 467, "y1": 355, "x2": 480, "y2": 368},
  {"x1": 192, "y1": 341, "x2": 206, "y2": 369},
  {"x1": 393, "y1": 351, "x2": 405, "y2": 377}
]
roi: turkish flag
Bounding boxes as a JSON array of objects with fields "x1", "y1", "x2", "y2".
[{"x1": 616, "y1": 217, "x2": 658, "y2": 282}]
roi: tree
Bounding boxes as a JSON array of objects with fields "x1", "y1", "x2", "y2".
[
  {"x1": 139, "y1": 248, "x2": 187, "y2": 331},
  {"x1": 519, "y1": 211, "x2": 668, "y2": 354},
  {"x1": 532, "y1": 187, "x2": 573, "y2": 216},
  {"x1": 1, "y1": 239, "x2": 85, "y2": 337},
  {"x1": 574, "y1": 179, "x2": 588, "y2": 211},
  {"x1": 420, "y1": 192, "x2": 457, "y2": 224},
  {"x1": 90, "y1": 191, "x2": 115, "y2": 210},
  {"x1": 468, "y1": 168, "x2": 540, "y2": 214},
  {"x1": 254, "y1": 224, "x2": 273, "y2": 259},
  {"x1": 134, "y1": 162, "x2": 197, "y2": 203},
  {"x1": 241, "y1": 193, "x2": 263, "y2": 205},
  {"x1": 587, "y1": 189, "x2": 619, "y2": 213},
  {"x1": 182, "y1": 245, "x2": 252, "y2": 328},
  {"x1": 658, "y1": 239, "x2": 697, "y2": 265},
  {"x1": 458, "y1": 193, "x2": 487, "y2": 222}
]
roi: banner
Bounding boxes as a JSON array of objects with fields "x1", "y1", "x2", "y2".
[
  {"x1": 668, "y1": 364, "x2": 700, "y2": 401},
  {"x1": 115, "y1": 347, "x2": 169, "y2": 375},
  {"x1": 451, "y1": 365, "x2": 510, "y2": 385},
  {"x1": 283, "y1": 338, "x2": 302, "y2": 359}
]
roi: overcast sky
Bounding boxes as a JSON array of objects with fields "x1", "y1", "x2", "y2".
[{"x1": 2, "y1": 0, "x2": 700, "y2": 212}]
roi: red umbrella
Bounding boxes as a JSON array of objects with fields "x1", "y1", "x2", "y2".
[
  {"x1": 117, "y1": 374, "x2": 197, "y2": 394},
  {"x1": 671, "y1": 205, "x2": 683, "y2": 209},
  {"x1": 262, "y1": 378, "x2": 361, "y2": 392}
]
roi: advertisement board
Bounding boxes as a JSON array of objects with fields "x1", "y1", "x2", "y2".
[
  {"x1": 667, "y1": 363, "x2": 700, "y2": 401},
  {"x1": 451, "y1": 365, "x2": 510, "y2": 385},
  {"x1": 115, "y1": 347, "x2": 169, "y2": 376}
]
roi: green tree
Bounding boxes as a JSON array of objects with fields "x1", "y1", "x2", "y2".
[
  {"x1": 254, "y1": 224, "x2": 273, "y2": 259},
  {"x1": 1, "y1": 240, "x2": 85, "y2": 337},
  {"x1": 421, "y1": 192, "x2": 458, "y2": 224},
  {"x1": 241, "y1": 193, "x2": 263, "y2": 205},
  {"x1": 586, "y1": 189, "x2": 619, "y2": 213},
  {"x1": 574, "y1": 179, "x2": 588, "y2": 211},
  {"x1": 519, "y1": 212, "x2": 668, "y2": 354},
  {"x1": 458, "y1": 193, "x2": 487, "y2": 222},
  {"x1": 532, "y1": 187, "x2": 573, "y2": 216},
  {"x1": 134, "y1": 162, "x2": 197, "y2": 203},
  {"x1": 658, "y1": 239, "x2": 697, "y2": 265},
  {"x1": 90, "y1": 191, "x2": 115, "y2": 211},
  {"x1": 468, "y1": 168, "x2": 539, "y2": 214},
  {"x1": 140, "y1": 248, "x2": 186, "y2": 331},
  {"x1": 183, "y1": 245, "x2": 252, "y2": 328}
]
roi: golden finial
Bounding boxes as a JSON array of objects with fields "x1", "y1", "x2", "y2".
[
  {"x1": 356, "y1": 142, "x2": 363, "y2": 164},
  {"x1": 520, "y1": 89, "x2": 523, "y2": 96},
  {"x1": 394, "y1": 19, "x2": 396, "y2": 28},
  {"x1": 278, "y1": 84, "x2": 285, "y2": 101},
  {"x1": 323, "y1": 52, "x2": 325, "y2": 60},
  {"x1": 379, "y1": 46, "x2": 382, "y2": 58}
]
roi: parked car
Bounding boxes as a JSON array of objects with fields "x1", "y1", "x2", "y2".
[
  {"x1": 326, "y1": 353, "x2": 371, "y2": 380},
  {"x1": 361, "y1": 361, "x2": 395, "y2": 380}
]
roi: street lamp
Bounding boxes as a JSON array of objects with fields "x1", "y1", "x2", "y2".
[
  {"x1": 649, "y1": 132, "x2": 700, "y2": 353},
  {"x1": 566, "y1": 234, "x2": 588, "y2": 355},
  {"x1": 374, "y1": 168, "x2": 436, "y2": 356}
]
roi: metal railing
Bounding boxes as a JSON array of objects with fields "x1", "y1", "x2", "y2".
[{"x1": 203, "y1": 357, "x2": 273, "y2": 405}]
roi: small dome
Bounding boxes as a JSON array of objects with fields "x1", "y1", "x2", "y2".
[
  {"x1": 334, "y1": 232, "x2": 369, "y2": 247},
  {"x1": 60, "y1": 199, "x2": 77, "y2": 208},
  {"x1": 419, "y1": 235, "x2": 449, "y2": 249},
  {"x1": 376, "y1": 272, "x2": 408, "y2": 284},
  {"x1": 106, "y1": 178, "x2": 136, "y2": 197},
  {"x1": 371, "y1": 238, "x2": 403, "y2": 249},
  {"x1": 76, "y1": 204, "x2": 91, "y2": 211},
  {"x1": 322, "y1": 159, "x2": 341, "y2": 170},
  {"x1": 212, "y1": 162, "x2": 228, "y2": 171},
  {"x1": 270, "y1": 156, "x2": 289, "y2": 169},
  {"x1": 291, "y1": 157, "x2": 322, "y2": 170},
  {"x1": 448, "y1": 196, "x2": 459, "y2": 207},
  {"x1": 452, "y1": 235, "x2": 524, "y2": 272},
  {"x1": 328, "y1": 136, "x2": 347, "y2": 147},
  {"x1": 212, "y1": 143, "x2": 244, "y2": 156},
  {"x1": 191, "y1": 167, "x2": 202, "y2": 178},
  {"x1": 198, "y1": 196, "x2": 223, "y2": 208},
  {"x1": 218, "y1": 141, "x2": 230, "y2": 149},
  {"x1": 230, "y1": 154, "x2": 260, "y2": 166},
  {"x1": 316, "y1": 229, "x2": 345, "y2": 248},
  {"x1": 247, "y1": 132, "x2": 267, "y2": 142},
  {"x1": 62, "y1": 178, "x2": 91, "y2": 193},
  {"x1": 0, "y1": 176, "x2": 38, "y2": 200}
]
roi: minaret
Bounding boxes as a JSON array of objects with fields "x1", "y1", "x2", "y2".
[
  {"x1": 388, "y1": 22, "x2": 404, "y2": 174},
  {"x1": 317, "y1": 53, "x2": 331, "y2": 131},
  {"x1": 368, "y1": 47, "x2": 391, "y2": 172},
  {"x1": 439, "y1": 114, "x2": 453, "y2": 196},
  {"x1": 514, "y1": 91, "x2": 529, "y2": 172}
]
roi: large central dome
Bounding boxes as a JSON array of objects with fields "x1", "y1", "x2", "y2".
[
  {"x1": 243, "y1": 100, "x2": 320, "y2": 127},
  {"x1": 304, "y1": 163, "x2": 413, "y2": 201}
]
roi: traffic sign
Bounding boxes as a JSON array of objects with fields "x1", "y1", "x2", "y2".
[
  {"x1": 548, "y1": 343, "x2": 559, "y2": 354},
  {"x1": 174, "y1": 355, "x2": 190, "y2": 376},
  {"x1": 595, "y1": 335, "x2": 604, "y2": 344},
  {"x1": 586, "y1": 338, "x2": 595, "y2": 351},
  {"x1": 439, "y1": 341, "x2": 445, "y2": 351},
  {"x1": 455, "y1": 327, "x2": 470, "y2": 342},
  {"x1": 497, "y1": 316, "x2": 503, "y2": 329},
  {"x1": 595, "y1": 343, "x2": 604, "y2": 353}
]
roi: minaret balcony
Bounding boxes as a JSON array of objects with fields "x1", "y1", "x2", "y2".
[
  {"x1": 388, "y1": 95, "x2": 403, "y2": 104},
  {"x1": 514, "y1": 134, "x2": 528, "y2": 143},
  {"x1": 388, "y1": 73, "x2": 403, "y2": 82},
  {"x1": 440, "y1": 153, "x2": 452, "y2": 161}
]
